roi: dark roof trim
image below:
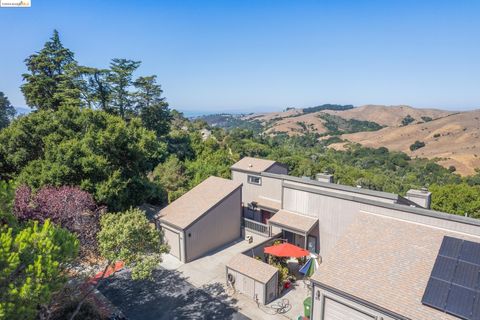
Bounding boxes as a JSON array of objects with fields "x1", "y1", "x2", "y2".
[
  {"x1": 312, "y1": 281, "x2": 410, "y2": 320},
  {"x1": 157, "y1": 184, "x2": 243, "y2": 230},
  {"x1": 261, "y1": 172, "x2": 399, "y2": 201},
  {"x1": 231, "y1": 167, "x2": 264, "y2": 175},
  {"x1": 283, "y1": 181, "x2": 480, "y2": 227}
]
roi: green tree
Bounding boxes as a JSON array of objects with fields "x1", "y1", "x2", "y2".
[
  {"x1": 21, "y1": 30, "x2": 78, "y2": 110},
  {"x1": 133, "y1": 75, "x2": 172, "y2": 137},
  {"x1": 108, "y1": 58, "x2": 140, "y2": 119},
  {"x1": 69, "y1": 208, "x2": 167, "y2": 320},
  {"x1": 0, "y1": 92, "x2": 15, "y2": 130},
  {"x1": 151, "y1": 155, "x2": 188, "y2": 203},
  {"x1": 0, "y1": 220, "x2": 78, "y2": 320},
  {"x1": 430, "y1": 183, "x2": 480, "y2": 218},
  {"x1": 0, "y1": 106, "x2": 166, "y2": 210}
]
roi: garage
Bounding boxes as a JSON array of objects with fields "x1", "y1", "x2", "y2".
[
  {"x1": 226, "y1": 253, "x2": 278, "y2": 305},
  {"x1": 156, "y1": 176, "x2": 243, "y2": 263},
  {"x1": 323, "y1": 298, "x2": 374, "y2": 320},
  {"x1": 161, "y1": 225, "x2": 182, "y2": 260}
]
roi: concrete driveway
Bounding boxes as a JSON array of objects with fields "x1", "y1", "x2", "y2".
[{"x1": 98, "y1": 268, "x2": 249, "y2": 320}]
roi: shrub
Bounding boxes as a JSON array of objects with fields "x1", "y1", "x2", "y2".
[
  {"x1": 410, "y1": 140, "x2": 426, "y2": 151},
  {"x1": 421, "y1": 116, "x2": 433, "y2": 122},
  {"x1": 402, "y1": 115, "x2": 415, "y2": 126}
]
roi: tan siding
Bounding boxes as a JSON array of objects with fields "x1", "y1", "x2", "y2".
[
  {"x1": 283, "y1": 187, "x2": 480, "y2": 258},
  {"x1": 266, "y1": 275, "x2": 277, "y2": 304},
  {"x1": 285, "y1": 180, "x2": 396, "y2": 203},
  {"x1": 232, "y1": 171, "x2": 283, "y2": 205},
  {"x1": 324, "y1": 298, "x2": 375, "y2": 320},
  {"x1": 185, "y1": 188, "x2": 242, "y2": 262},
  {"x1": 312, "y1": 286, "x2": 395, "y2": 320},
  {"x1": 161, "y1": 225, "x2": 182, "y2": 260},
  {"x1": 226, "y1": 267, "x2": 273, "y2": 304}
]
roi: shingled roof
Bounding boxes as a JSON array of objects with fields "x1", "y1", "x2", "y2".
[
  {"x1": 312, "y1": 213, "x2": 480, "y2": 320},
  {"x1": 227, "y1": 253, "x2": 278, "y2": 284},
  {"x1": 157, "y1": 176, "x2": 242, "y2": 230},
  {"x1": 230, "y1": 157, "x2": 278, "y2": 173}
]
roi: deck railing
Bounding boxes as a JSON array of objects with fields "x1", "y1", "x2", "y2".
[{"x1": 242, "y1": 218, "x2": 271, "y2": 237}]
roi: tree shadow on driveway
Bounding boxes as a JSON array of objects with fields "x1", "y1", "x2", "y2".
[{"x1": 98, "y1": 268, "x2": 249, "y2": 320}]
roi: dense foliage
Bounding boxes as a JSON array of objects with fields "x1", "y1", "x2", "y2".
[
  {"x1": 198, "y1": 114, "x2": 263, "y2": 132},
  {"x1": 13, "y1": 185, "x2": 101, "y2": 255},
  {"x1": 410, "y1": 140, "x2": 426, "y2": 151},
  {"x1": 318, "y1": 113, "x2": 384, "y2": 135},
  {"x1": 429, "y1": 183, "x2": 480, "y2": 218},
  {"x1": 21, "y1": 30, "x2": 77, "y2": 111},
  {"x1": 401, "y1": 114, "x2": 415, "y2": 126},
  {"x1": 0, "y1": 220, "x2": 78, "y2": 320},
  {"x1": 0, "y1": 106, "x2": 165, "y2": 210},
  {"x1": 98, "y1": 208, "x2": 168, "y2": 280},
  {"x1": 0, "y1": 92, "x2": 15, "y2": 130},
  {"x1": 302, "y1": 104, "x2": 354, "y2": 114}
]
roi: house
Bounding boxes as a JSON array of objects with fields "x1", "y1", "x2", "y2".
[
  {"x1": 156, "y1": 157, "x2": 480, "y2": 319},
  {"x1": 155, "y1": 176, "x2": 242, "y2": 263},
  {"x1": 310, "y1": 212, "x2": 480, "y2": 320}
]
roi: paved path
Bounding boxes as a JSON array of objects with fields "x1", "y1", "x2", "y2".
[
  {"x1": 98, "y1": 268, "x2": 249, "y2": 320},
  {"x1": 99, "y1": 235, "x2": 309, "y2": 319}
]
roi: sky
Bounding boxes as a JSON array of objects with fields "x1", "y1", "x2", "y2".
[{"x1": 0, "y1": 0, "x2": 479, "y2": 113}]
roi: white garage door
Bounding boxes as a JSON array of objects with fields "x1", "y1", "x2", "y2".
[
  {"x1": 324, "y1": 298, "x2": 374, "y2": 320},
  {"x1": 163, "y1": 227, "x2": 181, "y2": 259}
]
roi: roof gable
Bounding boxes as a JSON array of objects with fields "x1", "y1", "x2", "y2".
[
  {"x1": 157, "y1": 176, "x2": 242, "y2": 230},
  {"x1": 231, "y1": 157, "x2": 278, "y2": 173}
]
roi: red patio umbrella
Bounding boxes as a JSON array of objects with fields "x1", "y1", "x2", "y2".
[{"x1": 264, "y1": 242, "x2": 310, "y2": 258}]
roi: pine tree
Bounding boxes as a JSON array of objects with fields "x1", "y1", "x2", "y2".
[
  {"x1": 108, "y1": 58, "x2": 140, "y2": 119},
  {"x1": 0, "y1": 92, "x2": 15, "y2": 129},
  {"x1": 21, "y1": 30, "x2": 78, "y2": 110},
  {"x1": 133, "y1": 75, "x2": 171, "y2": 137}
]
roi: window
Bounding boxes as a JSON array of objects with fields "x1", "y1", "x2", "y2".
[{"x1": 247, "y1": 175, "x2": 261, "y2": 185}]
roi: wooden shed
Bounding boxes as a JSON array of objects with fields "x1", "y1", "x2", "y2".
[{"x1": 226, "y1": 253, "x2": 278, "y2": 305}]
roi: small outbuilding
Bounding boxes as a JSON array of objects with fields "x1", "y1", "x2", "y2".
[
  {"x1": 226, "y1": 253, "x2": 279, "y2": 305},
  {"x1": 156, "y1": 176, "x2": 242, "y2": 263}
]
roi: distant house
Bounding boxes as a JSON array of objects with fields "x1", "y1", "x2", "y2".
[{"x1": 155, "y1": 157, "x2": 480, "y2": 319}]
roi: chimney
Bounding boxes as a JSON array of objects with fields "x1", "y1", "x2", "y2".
[
  {"x1": 316, "y1": 172, "x2": 334, "y2": 183},
  {"x1": 406, "y1": 188, "x2": 431, "y2": 209}
]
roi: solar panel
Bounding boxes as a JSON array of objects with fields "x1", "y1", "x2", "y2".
[
  {"x1": 445, "y1": 285, "x2": 476, "y2": 319},
  {"x1": 422, "y1": 277, "x2": 450, "y2": 310},
  {"x1": 440, "y1": 236, "x2": 463, "y2": 258},
  {"x1": 422, "y1": 236, "x2": 480, "y2": 320},
  {"x1": 472, "y1": 295, "x2": 480, "y2": 320},
  {"x1": 459, "y1": 240, "x2": 480, "y2": 265},
  {"x1": 452, "y1": 261, "x2": 480, "y2": 289},
  {"x1": 431, "y1": 255, "x2": 457, "y2": 282}
]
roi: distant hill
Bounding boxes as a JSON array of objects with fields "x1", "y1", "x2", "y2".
[
  {"x1": 331, "y1": 110, "x2": 480, "y2": 176},
  {"x1": 221, "y1": 104, "x2": 480, "y2": 176},
  {"x1": 323, "y1": 105, "x2": 454, "y2": 127}
]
